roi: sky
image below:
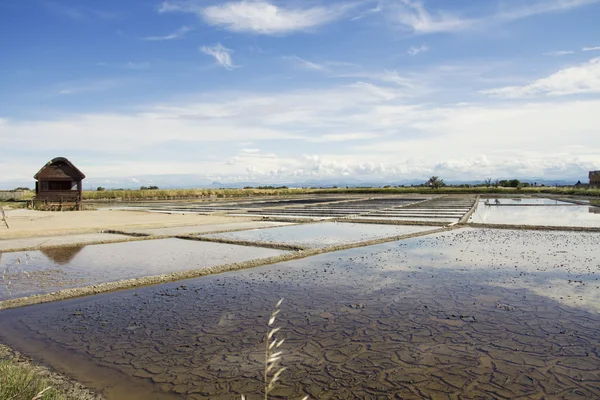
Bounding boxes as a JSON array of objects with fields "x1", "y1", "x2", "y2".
[{"x1": 1, "y1": 0, "x2": 600, "y2": 188}]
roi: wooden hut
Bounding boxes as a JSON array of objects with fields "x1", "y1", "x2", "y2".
[
  {"x1": 590, "y1": 171, "x2": 600, "y2": 187},
  {"x1": 33, "y1": 157, "x2": 85, "y2": 210}
]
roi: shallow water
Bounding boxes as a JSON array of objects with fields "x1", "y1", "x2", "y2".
[
  {"x1": 202, "y1": 222, "x2": 439, "y2": 248},
  {"x1": 0, "y1": 239, "x2": 288, "y2": 300},
  {"x1": 470, "y1": 202, "x2": 600, "y2": 227},
  {"x1": 2, "y1": 228, "x2": 600, "y2": 399},
  {"x1": 480, "y1": 198, "x2": 572, "y2": 205}
]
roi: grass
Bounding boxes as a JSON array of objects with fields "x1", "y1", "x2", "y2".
[
  {"x1": 0, "y1": 359, "x2": 65, "y2": 400},
  {"x1": 81, "y1": 186, "x2": 600, "y2": 201}
]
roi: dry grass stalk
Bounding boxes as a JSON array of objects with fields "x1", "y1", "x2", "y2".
[{"x1": 241, "y1": 298, "x2": 308, "y2": 400}]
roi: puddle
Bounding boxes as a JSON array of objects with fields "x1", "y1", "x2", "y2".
[
  {"x1": 0, "y1": 239, "x2": 288, "y2": 301},
  {"x1": 471, "y1": 202, "x2": 600, "y2": 227},
  {"x1": 1, "y1": 228, "x2": 600, "y2": 399},
  {"x1": 202, "y1": 222, "x2": 439, "y2": 248}
]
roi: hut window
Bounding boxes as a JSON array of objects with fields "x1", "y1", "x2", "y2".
[
  {"x1": 48, "y1": 181, "x2": 73, "y2": 191},
  {"x1": 71, "y1": 181, "x2": 78, "y2": 190},
  {"x1": 41, "y1": 181, "x2": 49, "y2": 191}
]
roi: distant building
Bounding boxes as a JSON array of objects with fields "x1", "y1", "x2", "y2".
[
  {"x1": 590, "y1": 171, "x2": 600, "y2": 187},
  {"x1": 34, "y1": 157, "x2": 85, "y2": 210}
]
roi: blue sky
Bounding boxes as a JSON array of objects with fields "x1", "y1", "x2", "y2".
[{"x1": 1, "y1": 0, "x2": 600, "y2": 188}]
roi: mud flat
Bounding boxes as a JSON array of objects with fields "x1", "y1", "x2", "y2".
[
  {"x1": 202, "y1": 222, "x2": 440, "y2": 248},
  {"x1": 2, "y1": 228, "x2": 599, "y2": 399}
]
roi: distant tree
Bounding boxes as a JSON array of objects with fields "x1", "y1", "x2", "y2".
[
  {"x1": 13, "y1": 187, "x2": 31, "y2": 191},
  {"x1": 427, "y1": 176, "x2": 445, "y2": 189},
  {"x1": 483, "y1": 178, "x2": 493, "y2": 187},
  {"x1": 140, "y1": 186, "x2": 159, "y2": 190},
  {"x1": 96, "y1": 187, "x2": 105, "y2": 191},
  {"x1": 508, "y1": 179, "x2": 520, "y2": 188}
]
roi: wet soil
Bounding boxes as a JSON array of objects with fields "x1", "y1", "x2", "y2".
[{"x1": 1, "y1": 228, "x2": 599, "y2": 399}]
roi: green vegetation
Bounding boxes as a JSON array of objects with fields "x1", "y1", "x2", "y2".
[
  {"x1": 80, "y1": 186, "x2": 600, "y2": 201},
  {"x1": 0, "y1": 201, "x2": 28, "y2": 209},
  {"x1": 427, "y1": 176, "x2": 445, "y2": 189},
  {"x1": 0, "y1": 359, "x2": 65, "y2": 400}
]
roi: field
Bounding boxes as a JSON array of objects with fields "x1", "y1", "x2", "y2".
[{"x1": 0, "y1": 193, "x2": 599, "y2": 399}]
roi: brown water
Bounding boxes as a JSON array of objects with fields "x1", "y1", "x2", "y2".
[
  {"x1": 0, "y1": 239, "x2": 288, "y2": 301},
  {"x1": 1, "y1": 228, "x2": 600, "y2": 399}
]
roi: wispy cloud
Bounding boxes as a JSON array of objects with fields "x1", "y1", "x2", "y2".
[
  {"x1": 200, "y1": 43, "x2": 238, "y2": 70},
  {"x1": 482, "y1": 57, "x2": 600, "y2": 98},
  {"x1": 160, "y1": 0, "x2": 355, "y2": 35},
  {"x1": 57, "y1": 79, "x2": 116, "y2": 95},
  {"x1": 97, "y1": 62, "x2": 151, "y2": 70},
  {"x1": 143, "y1": 25, "x2": 193, "y2": 41},
  {"x1": 384, "y1": 0, "x2": 600, "y2": 34},
  {"x1": 583, "y1": 46, "x2": 600, "y2": 51},
  {"x1": 125, "y1": 62, "x2": 151, "y2": 70},
  {"x1": 284, "y1": 56, "x2": 329, "y2": 71},
  {"x1": 408, "y1": 45, "x2": 429, "y2": 56},
  {"x1": 45, "y1": 2, "x2": 118, "y2": 20},
  {"x1": 543, "y1": 50, "x2": 574, "y2": 56},
  {"x1": 385, "y1": 0, "x2": 477, "y2": 33}
]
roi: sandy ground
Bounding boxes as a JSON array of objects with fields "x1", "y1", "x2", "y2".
[{"x1": 0, "y1": 209, "x2": 254, "y2": 239}]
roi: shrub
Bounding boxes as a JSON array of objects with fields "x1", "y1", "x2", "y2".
[{"x1": 0, "y1": 360, "x2": 65, "y2": 400}]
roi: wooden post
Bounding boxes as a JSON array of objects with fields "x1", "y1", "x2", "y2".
[{"x1": 78, "y1": 180, "x2": 82, "y2": 211}]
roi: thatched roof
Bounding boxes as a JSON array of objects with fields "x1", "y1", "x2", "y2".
[{"x1": 34, "y1": 157, "x2": 86, "y2": 180}]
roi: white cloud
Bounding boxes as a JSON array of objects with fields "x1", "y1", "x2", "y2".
[
  {"x1": 143, "y1": 26, "x2": 193, "y2": 41},
  {"x1": 408, "y1": 45, "x2": 428, "y2": 56},
  {"x1": 161, "y1": 0, "x2": 353, "y2": 35},
  {"x1": 2, "y1": 82, "x2": 600, "y2": 184},
  {"x1": 543, "y1": 50, "x2": 574, "y2": 56},
  {"x1": 200, "y1": 43, "x2": 238, "y2": 70},
  {"x1": 482, "y1": 57, "x2": 600, "y2": 98},
  {"x1": 583, "y1": 46, "x2": 600, "y2": 51},
  {"x1": 384, "y1": 0, "x2": 599, "y2": 34}
]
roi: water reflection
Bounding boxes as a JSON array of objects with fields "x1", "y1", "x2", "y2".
[
  {"x1": 471, "y1": 202, "x2": 600, "y2": 227},
  {"x1": 40, "y1": 245, "x2": 84, "y2": 265}
]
